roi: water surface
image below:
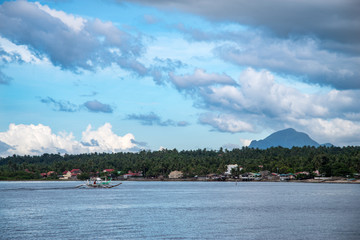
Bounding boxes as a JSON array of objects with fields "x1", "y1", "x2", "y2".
[{"x1": 0, "y1": 181, "x2": 359, "y2": 239}]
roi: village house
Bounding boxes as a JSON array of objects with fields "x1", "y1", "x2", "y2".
[
  {"x1": 264, "y1": 173, "x2": 280, "y2": 181},
  {"x1": 240, "y1": 172, "x2": 261, "y2": 181},
  {"x1": 123, "y1": 170, "x2": 143, "y2": 179},
  {"x1": 280, "y1": 174, "x2": 292, "y2": 181},
  {"x1": 168, "y1": 170, "x2": 183, "y2": 179},
  {"x1": 70, "y1": 169, "x2": 82, "y2": 179},
  {"x1": 59, "y1": 170, "x2": 72, "y2": 180},
  {"x1": 59, "y1": 169, "x2": 82, "y2": 180}
]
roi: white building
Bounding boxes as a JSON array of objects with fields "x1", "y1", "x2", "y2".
[
  {"x1": 168, "y1": 170, "x2": 183, "y2": 179},
  {"x1": 225, "y1": 164, "x2": 242, "y2": 175}
]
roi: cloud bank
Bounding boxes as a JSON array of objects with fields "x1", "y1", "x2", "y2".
[
  {"x1": 171, "y1": 68, "x2": 360, "y2": 146},
  {"x1": 0, "y1": 1, "x2": 146, "y2": 74},
  {"x1": 126, "y1": 0, "x2": 360, "y2": 54},
  {"x1": 124, "y1": 0, "x2": 360, "y2": 90},
  {"x1": 0, "y1": 123, "x2": 138, "y2": 157}
]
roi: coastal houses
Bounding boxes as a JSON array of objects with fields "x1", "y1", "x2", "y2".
[
  {"x1": 59, "y1": 171, "x2": 72, "y2": 180},
  {"x1": 123, "y1": 170, "x2": 143, "y2": 179},
  {"x1": 59, "y1": 169, "x2": 82, "y2": 180},
  {"x1": 40, "y1": 171, "x2": 57, "y2": 178}
]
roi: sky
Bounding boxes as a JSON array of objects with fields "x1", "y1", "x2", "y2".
[{"x1": 0, "y1": 0, "x2": 359, "y2": 157}]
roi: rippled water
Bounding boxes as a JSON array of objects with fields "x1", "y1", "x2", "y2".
[{"x1": 1, "y1": 181, "x2": 359, "y2": 239}]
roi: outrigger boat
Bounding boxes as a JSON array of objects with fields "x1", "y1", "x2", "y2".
[{"x1": 76, "y1": 177, "x2": 122, "y2": 188}]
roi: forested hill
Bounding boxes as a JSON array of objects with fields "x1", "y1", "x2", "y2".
[{"x1": 1, "y1": 146, "x2": 360, "y2": 179}]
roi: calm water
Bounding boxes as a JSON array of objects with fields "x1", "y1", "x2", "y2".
[{"x1": 0, "y1": 181, "x2": 359, "y2": 240}]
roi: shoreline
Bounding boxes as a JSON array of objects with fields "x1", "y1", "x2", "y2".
[{"x1": 1, "y1": 178, "x2": 360, "y2": 184}]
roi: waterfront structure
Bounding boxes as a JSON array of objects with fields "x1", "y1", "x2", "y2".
[
  {"x1": 123, "y1": 170, "x2": 143, "y2": 179},
  {"x1": 59, "y1": 170, "x2": 72, "y2": 180}
]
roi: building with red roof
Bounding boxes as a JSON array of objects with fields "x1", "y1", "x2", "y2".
[{"x1": 123, "y1": 170, "x2": 143, "y2": 179}]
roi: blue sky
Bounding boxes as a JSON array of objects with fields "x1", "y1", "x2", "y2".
[{"x1": 0, "y1": 0, "x2": 359, "y2": 156}]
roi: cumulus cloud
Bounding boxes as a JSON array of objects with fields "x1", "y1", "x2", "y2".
[
  {"x1": 0, "y1": 1, "x2": 145, "y2": 74},
  {"x1": 0, "y1": 123, "x2": 139, "y2": 157},
  {"x1": 83, "y1": 100, "x2": 113, "y2": 113},
  {"x1": 175, "y1": 24, "x2": 360, "y2": 90},
  {"x1": 169, "y1": 68, "x2": 236, "y2": 89},
  {"x1": 126, "y1": 112, "x2": 188, "y2": 127},
  {"x1": 296, "y1": 118, "x2": 360, "y2": 146},
  {"x1": 81, "y1": 123, "x2": 136, "y2": 152},
  {"x1": 196, "y1": 68, "x2": 360, "y2": 120},
  {"x1": 170, "y1": 67, "x2": 360, "y2": 145}
]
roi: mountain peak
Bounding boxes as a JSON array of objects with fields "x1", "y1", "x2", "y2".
[{"x1": 249, "y1": 128, "x2": 329, "y2": 149}]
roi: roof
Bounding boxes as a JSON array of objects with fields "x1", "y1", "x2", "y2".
[
  {"x1": 71, "y1": 169, "x2": 81, "y2": 173},
  {"x1": 124, "y1": 171, "x2": 142, "y2": 176},
  {"x1": 103, "y1": 169, "x2": 115, "y2": 172}
]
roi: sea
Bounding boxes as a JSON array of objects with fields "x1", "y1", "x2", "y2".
[{"x1": 0, "y1": 181, "x2": 359, "y2": 240}]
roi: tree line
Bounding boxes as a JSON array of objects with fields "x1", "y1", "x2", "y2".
[{"x1": 0, "y1": 146, "x2": 359, "y2": 180}]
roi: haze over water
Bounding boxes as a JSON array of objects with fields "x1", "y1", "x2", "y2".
[{"x1": 1, "y1": 181, "x2": 359, "y2": 239}]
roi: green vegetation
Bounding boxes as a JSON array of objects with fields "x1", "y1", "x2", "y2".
[{"x1": 0, "y1": 146, "x2": 359, "y2": 180}]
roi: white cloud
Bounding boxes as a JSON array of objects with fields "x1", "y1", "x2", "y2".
[
  {"x1": 0, "y1": 36, "x2": 43, "y2": 63},
  {"x1": 216, "y1": 37, "x2": 360, "y2": 89},
  {"x1": 296, "y1": 118, "x2": 360, "y2": 146},
  {"x1": 199, "y1": 68, "x2": 360, "y2": 120},
  {"x1": 172, "y1": 67, "x2": 360, "y2": 145},
  {"x1": 0, "y1": 123, "x2": 138, "y2": 157},
  {"x1": 35, "y1": 2, "x2": 85, "y2": 32},
  {"x1": 82, "y1": 123, "x2": 136, "y2": 152},
  {"x1": 240, "y1": 138, "x2": 252, "y2": 147},
  {"x1": 174, "y1": 21, "x2": 360, "y2": 89},
  {"x1": 0, "y1": 1, "x2": 145, "y2": 74}
]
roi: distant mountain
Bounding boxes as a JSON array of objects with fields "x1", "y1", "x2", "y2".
[{"x1": 249, "y1": 128, "x2": 332, "y2": 149}]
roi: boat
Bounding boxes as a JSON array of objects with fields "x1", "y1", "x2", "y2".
[{"x1": 76, "y1": 177, "x2": 122, "y2": 188}]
